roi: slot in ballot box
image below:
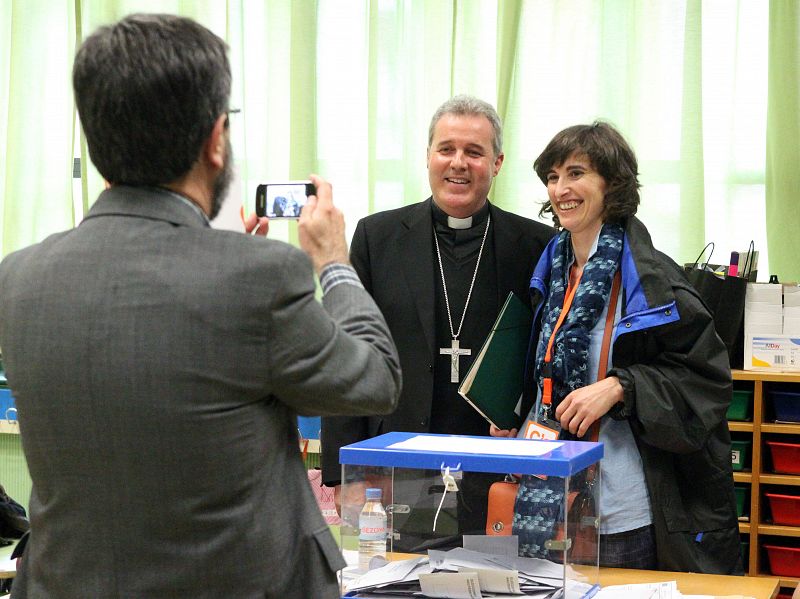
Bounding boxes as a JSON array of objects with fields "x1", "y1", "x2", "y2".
[{"x1": 339, "y1": 432, "x2": 603, "y2": 598}]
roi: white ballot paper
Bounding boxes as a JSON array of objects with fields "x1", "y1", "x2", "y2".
[
  {"x1": 388, "y1": 434, "x2": 563, "y2": 456},
  {"x1": 419, "y1": 571, "x2": 483, "y2": 599},
  {"x1": 596, "y1": 581, "x2": 676, "y2": 599},
  {"x1": 345, "y1": 547, "x2": 581, "y2": 598},
  {"x1": 429, "y1": 547, "x2": 565, "y2": 587},
  {"x1": 345, "y1": 555, "x2": 429, "y2": 592},
  {"x1": 459, "y1": 567, "x2": 522, "y2": 594},
  {"x1": 428, "y1": 548, "x2": 506, "y2": 571},
  {"x1": 482, "y1": 552, "x2": 565, "y2": 580}
]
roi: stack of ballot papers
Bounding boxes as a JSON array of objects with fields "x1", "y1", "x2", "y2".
[{"x1": 343, "y1": 547, "x2": 595, "y2": 598}]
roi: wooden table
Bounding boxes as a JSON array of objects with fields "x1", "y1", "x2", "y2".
[
  {"x1": 0, "y1": 539, "x2": 16, "y2": 580},
  {"x1": 389, "y1": 553, "x2": 778, "y2": 598},
  {"x1": 600, "y1": 567, "x2": 779, "y2": 599}
]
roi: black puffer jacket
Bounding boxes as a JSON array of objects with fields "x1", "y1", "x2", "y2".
[{"x1": 525, "y1": 216, "x2": 741, "y2": 574}]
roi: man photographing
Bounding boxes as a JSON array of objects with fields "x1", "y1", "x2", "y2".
[{"x1": 0, "y1": 13, "x2": 400, "y2": 599}]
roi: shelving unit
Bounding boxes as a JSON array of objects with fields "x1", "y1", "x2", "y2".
[{"x1": 732, "y1": 369, "x2": 800, "y2": 595}]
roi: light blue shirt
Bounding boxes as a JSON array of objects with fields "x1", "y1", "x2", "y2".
[{"x1": 519, "y1": 234, "x2": 652, "y2": 534}]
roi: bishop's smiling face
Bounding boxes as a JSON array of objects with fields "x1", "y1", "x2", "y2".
[
  {"x1": 546, "y1": 152, "x2": 607, "y2": 240},
  {"x1": 427, "y1": 113, "x2": 504, "y2": 219}
]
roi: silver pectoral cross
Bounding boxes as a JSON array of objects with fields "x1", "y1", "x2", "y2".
[{"x1": 440, "y1": 338, "x2": 471, "y2": 383}]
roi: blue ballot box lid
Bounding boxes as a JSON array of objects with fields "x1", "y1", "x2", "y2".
[{"x1": 339, "y1": 432, "x2": 603, "y2": 477}]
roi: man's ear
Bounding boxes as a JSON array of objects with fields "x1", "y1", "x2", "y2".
[
  {"x1": 204, "y1": 114, "x2": 228, "y2": 170},
  {"x1": 493, "y1": 152, "x2": 505, "y2": 177}
]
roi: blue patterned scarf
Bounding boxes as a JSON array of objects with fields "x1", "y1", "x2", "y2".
[
  {"x1": 514, "y1": 222, "x2": 624, "y2": 558},
  {"x1": 534, "y1": 222, "x2": 624, "y2": 425}
]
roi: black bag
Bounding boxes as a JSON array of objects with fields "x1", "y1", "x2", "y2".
[
  {"x1": 0, "y1": 483, "x2": 29, "y2": 542},
  {"x1": 684, "y1": 242, "x2": 753, "y2": 369}
]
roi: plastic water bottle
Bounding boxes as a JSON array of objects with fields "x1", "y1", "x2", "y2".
[{"x1": 358, "y1": 487, "x2": 387, "y2": 570}]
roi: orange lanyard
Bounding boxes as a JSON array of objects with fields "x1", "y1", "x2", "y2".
[
  {"x1": 541, "y1": 274, "x2": 581, "y2": 408},
  {"x1": 541, "y1": 270, "x2": 622, "y2": 410}
]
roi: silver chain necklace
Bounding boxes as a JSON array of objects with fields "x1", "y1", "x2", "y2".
[{"x1": 434, "y1": 214, "x2": 491, "y2": 383}]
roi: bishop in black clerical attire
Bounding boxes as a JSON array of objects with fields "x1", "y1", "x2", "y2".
[{"x1": 321, "y1": 95, "x2": 554, "y2": 549}]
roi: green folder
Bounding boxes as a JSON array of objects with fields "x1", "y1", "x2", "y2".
[{"x1": 458, "y1": 291, "x2": 533, "y2": 431}]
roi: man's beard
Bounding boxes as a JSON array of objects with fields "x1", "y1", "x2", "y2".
[{"x1": 209, "y1": 138, "x2": 233, "y2": 220}]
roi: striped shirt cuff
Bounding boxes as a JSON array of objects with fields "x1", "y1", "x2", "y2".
[{"x1": 319, "y1": 263, "x2": 364, "y2": 294}]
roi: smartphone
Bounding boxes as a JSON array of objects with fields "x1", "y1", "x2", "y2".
[{"x1": 255, "y1": 181, "x2": 316, "y2": 218}]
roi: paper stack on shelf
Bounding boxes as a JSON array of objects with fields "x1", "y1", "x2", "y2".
[
  {"x1": 744, "y1": 283, "x2": 782, "y2": 336},
  {"x1": 782, "y1": 285, "x2": 800, "y2": 335},
  {"x1": 744, "y1": 283, "x2": 800, "y2": 371}
]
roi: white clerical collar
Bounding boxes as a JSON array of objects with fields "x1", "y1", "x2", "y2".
[
  {"x1": 447, "y1": 215, "x2": 472, "y2": 229},
  {"x1": 431, "y1": 198, "x2": 489, "y2": 230}
]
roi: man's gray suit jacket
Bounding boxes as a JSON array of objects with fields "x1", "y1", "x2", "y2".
[{"x1": 0, "y1": 186, "x2": 400, "y2": 599}]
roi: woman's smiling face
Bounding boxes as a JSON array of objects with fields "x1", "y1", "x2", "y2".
[{"x1": 546, "y1": 152, "x2": 607, "y2": 238}]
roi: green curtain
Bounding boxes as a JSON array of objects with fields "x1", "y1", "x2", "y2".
[
  {"x1": 0, "y1": 0, "x2": 76, "y2": 256},
  {"x1": 766, "y1": 0, "x2": 800, "y2": 282},
  {"x1": 73, "y1": 0, "x2": 231, "y2": 220},
  {"x1": 0, "y1": 0, "x2": 793, "y2": 277}
]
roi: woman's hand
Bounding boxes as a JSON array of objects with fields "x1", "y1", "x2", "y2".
[
  {"x1": 555, "y1": 376, "x2": 623, "y2": 438},
  {"x1": 489, "y1": 424, "x2": 518, "y2": 438}
]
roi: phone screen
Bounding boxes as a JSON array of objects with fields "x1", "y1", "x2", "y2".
[{"x1": 255, "y1": 182, "x2": 314, "y2": 218}]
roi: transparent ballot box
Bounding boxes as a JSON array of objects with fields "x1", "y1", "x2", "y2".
[{"x1": 338, "y1": 432, "x2": 603, "y2": 598}]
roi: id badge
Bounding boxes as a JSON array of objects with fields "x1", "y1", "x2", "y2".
[
  {"x1": 523, "y1": 420, "x2": 559, "y2": 441},
  {"x1": 530, "y1": 402, "x2": 561, "y2": 438},
  {"x1": 523, "y1": 405, "x2": 561, "y2": 479}
]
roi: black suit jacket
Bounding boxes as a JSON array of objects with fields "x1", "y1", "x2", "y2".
[{"x1": 321, "y1": 199, "x2": 554, "y2": 485}]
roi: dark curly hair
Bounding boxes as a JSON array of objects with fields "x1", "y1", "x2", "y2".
[{"x1": 534, "y1": 121, "x2": 640, "y2": 228}]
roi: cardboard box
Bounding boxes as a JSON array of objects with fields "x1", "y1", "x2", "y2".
[{"x1": 744, "y1": 333, "x2": 800, "y2": 371}]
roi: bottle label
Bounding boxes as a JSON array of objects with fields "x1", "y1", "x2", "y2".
[{"x1": 359, "y1": 514, "x2": 386, "y2": 541}]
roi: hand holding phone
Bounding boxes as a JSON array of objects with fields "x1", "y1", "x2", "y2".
[
  {"x1": 255, "y1": 181, "x2": 316, "y2": 219},
  {"x1": 297, "y1": 174, "x2": 349, "y2": 273}
]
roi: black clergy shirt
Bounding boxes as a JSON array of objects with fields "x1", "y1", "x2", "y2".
[{"x1": 430, "y1": 200, "x2": 499, "y2": 435}]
